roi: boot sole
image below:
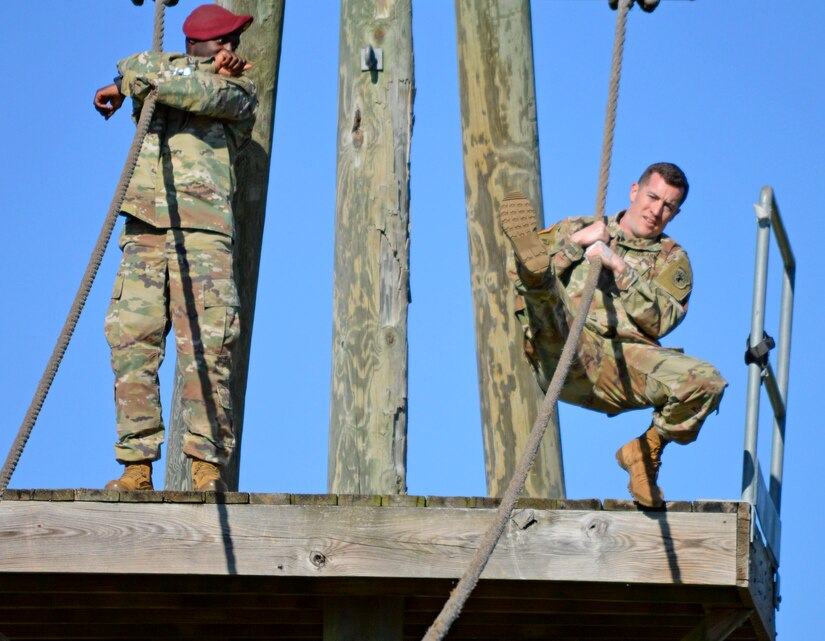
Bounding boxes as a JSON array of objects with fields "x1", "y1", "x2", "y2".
[
  {"x1": 104, "y1": 480, "x2": 154, "y2": 491},
  {"x1": 500, "y1": 192, "x2": 550, "y2": 275}
]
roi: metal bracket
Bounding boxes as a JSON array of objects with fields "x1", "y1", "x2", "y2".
[
  {"x1": 753, "y1": 203, "x2": 771, "y2": 222},
  {"x1": 608, "y1": 0, "x2": 660, "y2": 11},
  {"x1": 744, "y1": 331, "x2": 775, "y2": 370},
  {"x1": 361, "y1": 46, "x2": 384, "y2": 72}
]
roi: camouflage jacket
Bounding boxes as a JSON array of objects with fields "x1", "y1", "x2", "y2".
[
  {"x1": 118, "y1": 51, "x2": 258, "y2": 238},
  {"x1": 534, "y1": 213, "x2": 693, "y2": 346}
]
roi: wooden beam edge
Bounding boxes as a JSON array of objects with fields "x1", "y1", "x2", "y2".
[
  {"x1": 0, "y1": 491, "x2": 743, "y2": 512},
  {"x1": 1, "y1": 500, "x2": 740, "y2": 587},
  {"x1": 734, "y1": 502, "x2": 776, "y2": 641}
]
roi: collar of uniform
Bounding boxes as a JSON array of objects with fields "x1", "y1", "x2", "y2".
[{"x1": 609, "y1": 211, "x2": 662, "y2": 252}]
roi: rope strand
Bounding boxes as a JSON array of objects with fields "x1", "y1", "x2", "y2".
[
  {"x1": 0, "y1": 1, "x2": 169, "y2": 497},
  {"x1": 421, "y1": 1, "x2": 633, "y2": 638}
]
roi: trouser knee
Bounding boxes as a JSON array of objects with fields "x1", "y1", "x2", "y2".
[{"x1": 657, "y1": 366, "x2": 728, "y2": 444}]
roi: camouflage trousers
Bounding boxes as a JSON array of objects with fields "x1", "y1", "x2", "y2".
[
  {"x1": 104, "y1": 217, "x2": 240, "y2": 464},
  {"x1": 517, "y1": 283, "x2": 727, "y2": 444}
]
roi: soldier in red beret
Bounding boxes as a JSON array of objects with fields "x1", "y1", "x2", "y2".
[{"x1": 93, "y1": 5, "x2": 257, "y2": 493}]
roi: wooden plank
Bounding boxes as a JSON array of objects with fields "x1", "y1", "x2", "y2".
[
  {"x1": 0, "y1": 595, "x2": 702, "y2": 620},
  {"x1": 405, "y1": 596, "x2": 704, "y2": 615},
  {"x1": 679, "y1": 608, "x2": 752, "y2": 641},
  {"x1": 0, "y1": 619, "x2": 759, "y2": 641},
  {"x1": 739, "y1": 533, "x2": 776, "y2": 641},
  {"x1": 0, "y1": 623, "x2": 321, "y2": 639},
  {"x1": 406, "y1": 622, "x2": 699, "y2": 639},
  {"x1": 0, "y1": 492, "x2": 750, "y2": 513},
  {"x1": 405, "y1": 611, "x2": 702, "y2": 628},
  {"x1": 165, "y1": 0, "x2": 286, "y2": 491},
  {"x1": 0, "y1": 608, "x2": 322, "y2": 625},
  {"x1": 327, "y1": 0, "x2": 414, "y2": 497},
  {"x1": 0, "y1": 573, "x2": 746, "y2": 603},
  {"x1": 0, "y1": 592, "x2": 323, "y2": 610},
  {"x1": 0, "y1": 503, "x2": 738, "y2": 585}
]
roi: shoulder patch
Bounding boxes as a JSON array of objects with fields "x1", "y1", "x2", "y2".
[{"x1": 656, "y1": 254, "x2": 692, "y2": 303}]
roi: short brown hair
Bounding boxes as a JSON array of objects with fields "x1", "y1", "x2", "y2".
[{"x1": 638, "y1": 162, "x2": 689, "y2": 205}]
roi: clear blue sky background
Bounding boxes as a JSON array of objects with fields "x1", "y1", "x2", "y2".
[{"x1": 1, "y1": 1, "x2": 821, "y2": 637}]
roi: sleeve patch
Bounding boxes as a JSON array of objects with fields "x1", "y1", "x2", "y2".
[{"x1": 656, "y1": 257, "x2": 692, "y2": 303}]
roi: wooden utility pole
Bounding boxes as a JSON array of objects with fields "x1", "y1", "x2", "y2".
[
  {"x1": 455, "y1": 0, "x2": 565, "y2": 498},
  {"x1": 326, "y1": 1, "x2": 412, "y2": 638},
  {"x1": 327, "y1": 0, "x2": 413, "y2": 498},
  {"x1": 166, "y1": 0, "x2": 285, "y2": 490}
]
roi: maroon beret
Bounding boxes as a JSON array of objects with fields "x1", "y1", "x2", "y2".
[{"x1": 183, "y1": 4, "x2": 253, "y2": 41}]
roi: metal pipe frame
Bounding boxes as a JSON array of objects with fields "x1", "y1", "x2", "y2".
[
  {"x1": 768, "y1": 192, "x2": 795, "y2": 515},
  {"x1": 742, "y1": 189, "x2": 771, "y2": 506},
  {"x1": 741, "y1": 186, "x2": 794, "y2": 521}
]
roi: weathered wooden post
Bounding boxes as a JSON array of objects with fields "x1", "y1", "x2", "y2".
[
  {"x1": 327, "y1": 0, "x2": 413, "y2": 498},
  {"x1": 455, "y1": 0, "x2": 565, "y2": 498},
  {"x1": 166, "y1": 0, "x2": 285, "y2": 491},
  {"x1": 325, "y1": 1, "x2": 412, "y2": 638}
]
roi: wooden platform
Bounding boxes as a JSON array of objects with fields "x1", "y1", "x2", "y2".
[{"x1": 0, "y1": 492, "x2": 776, "y2": 640}]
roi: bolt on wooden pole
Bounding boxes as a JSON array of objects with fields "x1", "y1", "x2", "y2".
[
  {"x1": 455, "y1": 0, "x2": 565, "y2": 498},
  {"x1": 327, "y1": 0, "x2": 414, "y2": 498},
  {"x1": 166, "y1": 0, "x2": 285, "y2": 490}
]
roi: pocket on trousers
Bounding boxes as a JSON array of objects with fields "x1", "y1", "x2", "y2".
[
  {"x1": 110, "y1": 273, "x2": 125, "y2": 301},
  {"x1": 103, "y1": 274, "x2": 125, "y2": 349},
  {"x1": 200, "y1": 278, "x2": 240, "y2": 355}
]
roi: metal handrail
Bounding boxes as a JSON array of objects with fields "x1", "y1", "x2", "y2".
[{"x1": 742, "y1": 186, "x2": 794, "y2": 566}]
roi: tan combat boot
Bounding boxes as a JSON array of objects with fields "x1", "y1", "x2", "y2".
[
  {"x1": 615, "y1": 426, "x2": 667, "y2": 508},
  {"x1": 500, "y1": 191, "x2": 550, "y2": 284},
  {"x1": 105, "y1": 462, "x2": 153, "y2": 491},
  {"x1": 192, "y1": 460, "x2": 227, "y2": 492}
]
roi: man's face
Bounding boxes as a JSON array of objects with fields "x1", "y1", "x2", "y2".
[
  {"x1": 187, "y1": 31, "x2": 242, "y2": 57},
  {"x1": 619, "y1": 172, "x2": 684, "y2": 239}
]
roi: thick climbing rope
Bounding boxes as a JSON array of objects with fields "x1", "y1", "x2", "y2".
[
  {"x1": 0, "y1": 0, "x2": 171, "y2": 497},
  {"x1": 421, "y1": 1, "x2": 636, "y2": 639}
]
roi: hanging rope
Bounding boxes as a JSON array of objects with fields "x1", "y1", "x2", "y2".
[
  {"x1": 421, "y1": 1, "x2": 634, "y2": 638},
  {"x1": 0, "y1": 0, "x2": 170, "y2": 497}
]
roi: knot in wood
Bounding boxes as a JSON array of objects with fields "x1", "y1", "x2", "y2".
[
  {"x1": 310, "y1": 550, "x2": 327, "y2": 568},
  {"x1": 351, "y1": 108, "x2": 364, "y2": 149},
  {"x1": 385, "y1": 331, "x2": 395, "y2": 345},
  {"x1": 583, "y1": 516, "x2": 609, "y2": 540}
]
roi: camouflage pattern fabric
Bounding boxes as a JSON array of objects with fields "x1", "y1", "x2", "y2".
[
  {"x1": 104, "y1": 218, "x2": 240, "y2": 464},
  {"x1": 513, "y1": 213, "x2": 727, "y2": 443},
  {"x1": 102, "y1": 51, "x2": 255, "y2": 467},
  {"x1": 118, "y1": 51, "x2": 257, "y2": 238}
]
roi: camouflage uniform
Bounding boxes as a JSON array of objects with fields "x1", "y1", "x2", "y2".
[
  {"x1": 104, "y1": 52, "x2": 257, "y2": 465},
  {"x1": 514, "y1": 214, "x2": 727, "y2": 444}
]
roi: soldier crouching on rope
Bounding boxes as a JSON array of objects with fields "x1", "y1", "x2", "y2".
[
  {"x1": 500, "y1": 162, "x2": 727, "y2": 507},
  {"x1": 92, "y1": 5, "x2": 258, "y2": 492}
]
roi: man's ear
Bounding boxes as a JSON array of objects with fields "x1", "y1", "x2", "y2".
[{"x1": 629, "y1": 182, "x2": 639, "y2": 202}]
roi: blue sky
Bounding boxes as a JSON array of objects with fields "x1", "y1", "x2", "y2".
[{"x1": 1, "y1": 1, "x2": 822, "y2": 637}]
